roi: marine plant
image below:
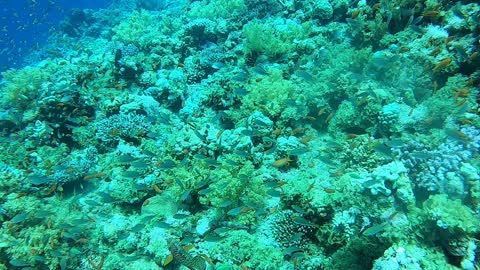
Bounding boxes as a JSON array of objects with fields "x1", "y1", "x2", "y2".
[{"x1": 0, "y1": 0, "x2": 479, "y2": 269}]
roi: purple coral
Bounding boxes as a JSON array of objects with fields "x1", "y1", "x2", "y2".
[
  {"x1": 95, "y1": 113, "x2": 150, "y2": 143},
  {"x1": 394, "y1": 127, "x2": 480, "y2": 196},
  {"x1": 265, "y1": 210, "x2": 315, "y2": 248}
]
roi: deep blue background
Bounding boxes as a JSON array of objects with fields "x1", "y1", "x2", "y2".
[{"x1": 0, "y1": 0, "x2": 110, "y2": 74}]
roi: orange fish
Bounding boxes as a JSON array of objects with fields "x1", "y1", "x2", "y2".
[
  {"x1": 272, "y1": 157, "x2": 291, "y2": 168},
  {"x1": 423, "y1": 10, "x2": 440, "y2": 17},
  {"x1": 433, "y1": 58, "x2": 452, "y2": 72},
  {"x1": 153, "y1": 184, "x2": 162, "y2": 194},
  {"x1": 468, "y1": 51, "x2": 479, "y2": 63},
  {"x1": 351, "y1": 9, "x2": 361, "y2": 19},
  {"x1": 300, "y1": 136, "x2": 314, "y2": 145}
]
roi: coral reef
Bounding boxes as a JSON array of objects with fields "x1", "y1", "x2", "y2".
[{"x1": 0, "y1": 0, "x2": 479, "y2": 269}]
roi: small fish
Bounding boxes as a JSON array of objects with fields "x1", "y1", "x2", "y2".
[
  {"x1": 412, "y1": 16, "x2": 423, "y2": 25},
  {"x1": 295, "y1": 70, "x2": 315, "y2": 83},
  {"x1": 385, "y1": 139, "x2": 405, "y2": 148},
  {"x1": 59, "y1": 257, "x2": 67, "y2": 270},
  {"x1": 232, "y1": 72, "x2": 248, "y2": 82},
  {"x1": 363, "y1": 223, "x2": 386, "y2": 236},
  {"x1": 180, "y1": 190, "x2": 190, "y2": 202},
  {"x1": 234, "y1": 149, "x2": 250, "y2": 157},
  {"x1": 122, "y1": 170, "x2": 141, "y2": 178},
  {"x1": 262, "y1": 136, "x2": 276, "y2": 145},
  {"x1": 175, "y1": 178, "x2": 185, "y2": 189},
  {"x1": 216, "y1": 129, "x2": 225, "y2": 139},
  {"x1": 291, "y1": 205, "x2": 305, "y2": 214},
  {"x1": 156, "y1": 112, "x2": 171, "y2": 125},
  {"x1": 285, "y1": 99, "x2": 297, "y2": 107},
  {"x1": 252, "y1": 119, "x2": 269, "y2": 127},
  {"x1": 157, "y1": 159, "x2": 176, "y2": 170},
  {"x1": 225, "y1": 159, "x2": 239, "y2": 166},
  {"x1": 291, "y1": 251, "x2": 305, "y2": 259},
  {"x1": 324, "y1": 188, "x2": 336, "y2": 194},
  {"x1": 372, "y1": 142, "x2": 393, "y2": 159},
  {"x1": 154, "y1": 221, "x2": 172, "y2": 229},
  {"x1": 198, "y1": 188, "x2": 212, "y2": 195},
  {"x1": 147, "y1": 132, "x2": 161, "y2": 138},
  {"x1": 49, "y1": 249, "x2": 64, "y2": 258},
  {"x1": 241, "y1": 129, "x2": 254, "y2": 137},
  {"x1": 272, "y1": 128, "x2": 282, "y2": 136},
  {"x1": 288, "y1": 147, "x2": 309, "y2": 156},
  {"x1": 214, "y1": 227, "x2": 230, "y2": 235},
  {"x1": 98, "y1": 192, "x2": 115, "y2": 203},
  {"x1": 272, "y1": 157, "x2": 291, "y2": 168},
  {"x1": 29, "y1": 174, "x2": 49, "y2": 185},
  {"x1": 35, "y1": 210, "x2": 52, "y2": 218},
  {"x1": 205, "y1": 158, "x2": 220, "y2": 167},
  {"x1": 123, "y1": 255, "x2": 142, "y2": 262},
  {"x1": 292, "y1": 217, "x2": 316, "y2": 227},
  {"x1": 141, "y1": 215, "x2": 156, "y2": 223},
  {"x1": 351, "y1": 9, "x2": 361, "y2": 19},
  {"x1": 289, "y1": 233, "x2": 303, "y2": 245},
  {"x1": 131, "y1": 224, "x2": 145, "y2": 232},
  {"x1": 117, "y1": 154, "x2": 135, "y2": 163},
  {"x1": 445, "y1": 128, "x2": 470, "y2": 142},
  {"x1": 346, "y1": 18, "x2": 363, "y2": 30},
  {"x1": 173, "y1": 213, "x2": 190, "y2": 219},
  {"x1": 406, "y1": 14, "x2": 414, "y2": 26},
  {"x1": 217, "y1": 183, "x2": 228, "y2": 190},
  {"x1": 211, "y1": 62, "x2": 225, "y2": 69},
  {"x1": 468, "y1": 51, "x2": 478, "y2": 64},
  {"x1": 192, "y1": 129, "x2": 206, "y2": 141},
  {"x1": 410, "y1": 151, "x2": 432, "y2": 159},
  {"x1": 83, "y1": 199, "x2": 101, "y2": 207},
  {"x1": 409, "y1": 25, "x2": 424, "y2": 34},
  {"x1": 318, "y1": 155, "x2": 336, "y2": 166},
  {"x1": 183, "y1": 243, "x2": 195, "y2": 252},
  {"x1": 361, "y1": 180, "x2": 378, "y2": 188},
  {"x1": 349, "y1": 173, "x2": 362, "y2": 179},
  {"x1": 83, "y1": 172, "x2": 106, "y2": 181},
  {"x1": 153, "y1": 184, "x2": 162, "y2": 193},
  {"x1": 283, "y1": 246, "x2": 303, "y2": 256},
  {"x1": 131, "y1": 160, "x2": 149, "y2": 169},
  {"x1": 422, "y1": 10, "x2": 439, "y2": 17},
  {"x1": 252, "y1": 65, "x2": 267, "y2": 75},
  {"x1": 219, "y1": 200, "x2": 233, "y2": 208},
  {"x1": 300, "y1": 136, "x2": 314, "y2": 145},
  {"x1": 325, "y1": 112, "x2": 334, "y2": 124},
  {"x1": 432, "y1": 58, "x2": 452, "y2": 73},
  {"x1": 227, "y1": 206, "x2": 243, "y2": 216},
  {"x1": 9, "y1": 260, "x2": 30, "y2": 267},
  {"x1": 11, "y1": 213, "x2": 28, "y2": 223},
  {"x1": 306, "y1": 181, "x2": 315, "y2": 192},
  {"x1": 203, "y1": 234, "x2": 223, "y2": 242},
  {"x1": 134, "y1": 183, "x2": 149, "y2": 191},
  {"x1": 234, "y1": 88, "x2": 248, "y2": 96},
  {"x1": 264, "y1": 146, "x2": 277, "y2": 155}
]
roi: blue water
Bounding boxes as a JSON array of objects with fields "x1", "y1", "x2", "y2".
[{"x1": 0, "y1": 0, "x2": 110, "y2": 73}]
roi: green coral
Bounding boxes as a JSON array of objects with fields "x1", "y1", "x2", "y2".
[
  {"x1": 187, "y1": 0, "x2": 247, "y2": 19},
  {"x1": 201, "y1": 161, "x2": 267, "y2": 224},
  {"x1": 423, "y1": 194, "x2": 480, "y2": 235},
  {"x1": 242, "y1": 68, "x2": 298, "y2": 118},
  {"x1": 112, "y1": 10, "x2": 163, "y2": 48},
  {"x1": 243, "y1": 18, "x2": 310, "y2": 58},
  {"x1": 210, "y1": 230, "x2": 283, "y2": 268},
  {"x1": 0, "y1": 65, "x2": 49, "y2": 114}
]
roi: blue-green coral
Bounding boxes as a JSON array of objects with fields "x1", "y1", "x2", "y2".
[{"x1": 0, "y1": 0, "x2": 480, "y2": 269}]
